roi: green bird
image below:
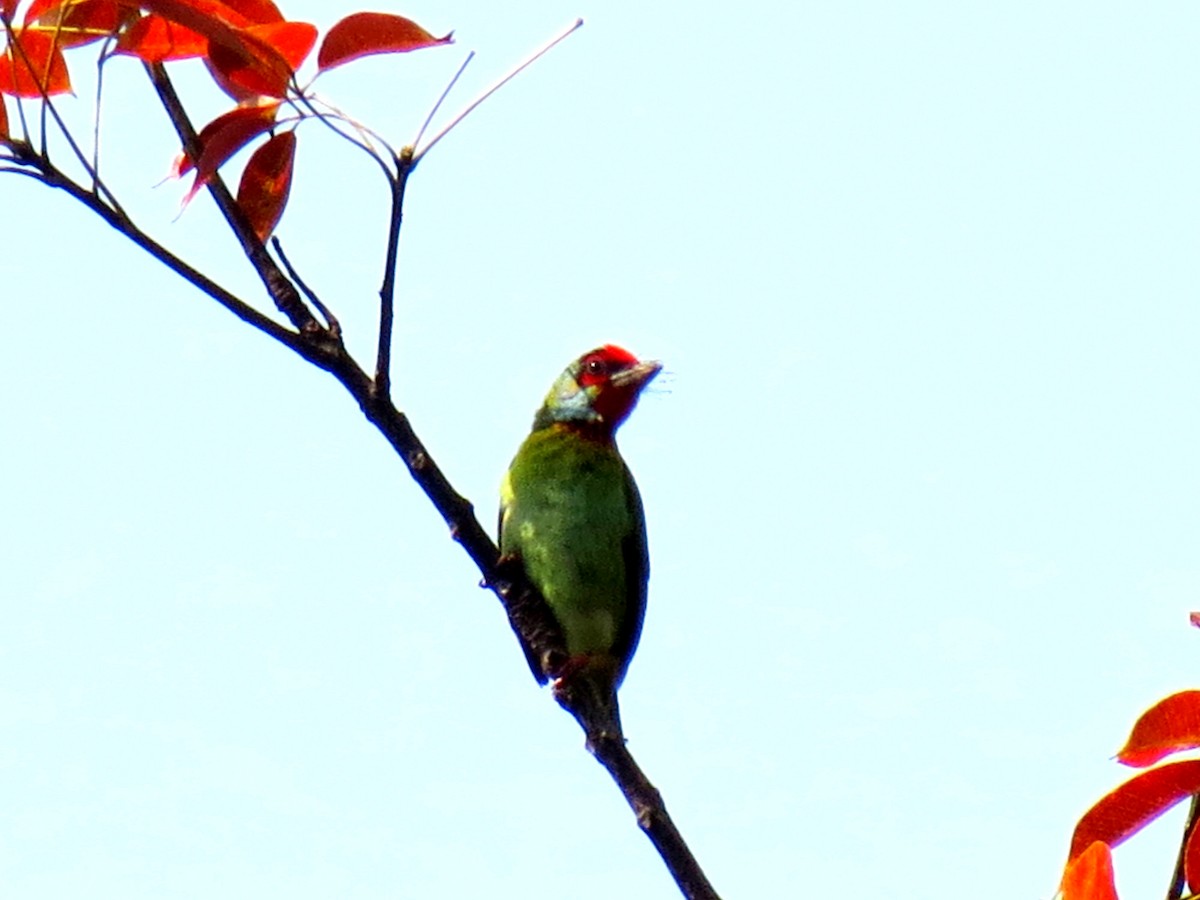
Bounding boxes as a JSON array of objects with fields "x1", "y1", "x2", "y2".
[{"x1": 499, "y1": 344, "x2": 661, "y2": 707}]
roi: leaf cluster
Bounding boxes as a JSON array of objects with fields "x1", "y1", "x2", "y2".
[
  {"x1": 1063, "y1": 682, "x2": 1200, "y2": 900},
  {"x1": 0, "y1": 0, "x2": 450, "y2": 239}
]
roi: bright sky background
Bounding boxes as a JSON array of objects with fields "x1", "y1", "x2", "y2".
[{"x1": 2, "y1": 1, "x2": 1199, "y2": 897}]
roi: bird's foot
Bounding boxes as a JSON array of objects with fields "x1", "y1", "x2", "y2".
[
  {"x1": 549, "y1": 652, "x2": 593, "y2": 684},
  {"x1": 485, "y1": 554, "x2": 525, "y2": 595}
]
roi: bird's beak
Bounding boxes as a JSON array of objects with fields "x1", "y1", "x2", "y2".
[{"x1": 611, "y1": 359, "x2": 663, "y2": 393}]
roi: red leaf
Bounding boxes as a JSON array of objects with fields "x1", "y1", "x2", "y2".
[
  {"x1": 115, "y1": 2, "x2": 301, "y2": 90},
  {"x1": 1117, "y1": 691, "x2": 1200, "y2": 768},
  {"x1": 244, "y1": 20, "x2": 313, "y2": 70},
  {"x1": 24, "y1": 0, "x2": 65, "y2": 22},
  {"x1": 116, "y1": 13, "x2": 207, "y2": 61},
  {"x1": 236, "y1": 129, "x2": 294, "y2": 241},
  {"x1": 0, "y1": 29, "x2": 71, "y2": 97},
  {"x1": 126, "y1": 0, "x2": 251, "y2": 62},
  {"x1": 1061, "y1": 842, "x2": 1118, "y2": 900},
  {"x1": 1069, "y1": 760, "x2": 1200, "y2": 860},
  {"x1": 0, "y1": 94, "x2": 9, "y2": 140},
  {"x1": 1190, "y1": 611, "x2": 1200, "y2": 629},
  {"x1": 132, "y1": 0, "x2": 252, "y2": 30},
  {"x1": 176, "y1": 99, "x2": 279, "y2": 180},
  {"x1": 219, "y1": 0, "x2": 281, "y2": 24},
  {"x1": 201, "y1": 21, "x2": 312, "y2": 99},
  {"x1": 317, "y1": 12, "x2": 451, "y2": 72},
  {"x1": 27, "y1": 0, "x2": 124, "y2": 47},
  {"x1": 1, "y1": 0, "x2": 18, "y2": 22}
]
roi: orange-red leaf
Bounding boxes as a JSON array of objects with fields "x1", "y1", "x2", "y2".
[
  {"x1": 125, "y1": 0, "x2": 252, "y2": 63},
  {"x1": 111, "y1": 3, "x2": 306, "y2": 95},
  {"x1": 236, "y1": 129, "x2": 294, "y2": 241},
  {"x1": 0, "y1": 29, "x2": 71, "y2": 97},
  {"x1": 0, "y1": 94, "x2": 9, "y2": 141},
  {"x1": 203, "y1": 22, "x2": 311, "y2": 99},
  {"x1": 1118, "y1": 691, "x2": 1200, "y2": 768},
  {"x1": 116, "y1": 13, "x2": 207, "y2": 61},
  {"x1": 1061, "y1": 842, "x2": 1118, "y2": 900},
  {"x1": 316, "y1": 12, "x2": 451, "y2": 72},
  {"x1": 219, "y1": 0, "x2": 281, "y2": 24},
  {"x1": 176, "y1": 99, "x2": 280, "y2": 187},
  {"x1": 244, "y1": 20, "x2": 313, "y2": 69},
  {"x1": 1190, "y1": 611, "x2": 1200, "y2": 629},
  {"x1": 26, "y1": 0, "x2": 124, "y2": 47},
  {"x1": 133, "y1": 0, "x2": 252, "y2": 30},
  {"x1": 24, "y1": 0, "x2": 66, "y2": 23},
  {"x1": 1, "y1": 0, "x2": 18, "y2": 22},
  {"x1": 1069, "y1": 760, "x2": 1200, "y2": 861}
]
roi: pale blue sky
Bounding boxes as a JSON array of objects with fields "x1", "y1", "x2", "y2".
[{"x1": 2, "y1": 1, "x2": 1199, "y2": 897}]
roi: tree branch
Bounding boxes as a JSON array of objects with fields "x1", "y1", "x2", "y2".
[{"x1": 552, "y1": 679, "x2": 722, "y2": 900}]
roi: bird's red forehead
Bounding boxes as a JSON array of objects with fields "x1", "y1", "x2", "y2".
[
  {"x1": 596, "y1": 344, "x2": 639, "y2": 366},
  {"x1": 577, "y1": 345, "x2": 640, "y2": 387}
]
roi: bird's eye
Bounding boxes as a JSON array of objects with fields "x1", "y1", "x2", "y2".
[{"x1": 585, "y1": 358, "x2": 607, "y2": 376}]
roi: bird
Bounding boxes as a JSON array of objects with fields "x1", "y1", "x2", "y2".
[{"x1": 499, "y1": 345, "x2": 660, "y2": 723}]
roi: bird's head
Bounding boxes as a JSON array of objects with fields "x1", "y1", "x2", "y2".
[{"x1": 534, "y1": 345, "x2": 662, "y2": 437}]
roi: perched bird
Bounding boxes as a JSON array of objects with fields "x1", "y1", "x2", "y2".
[{"x1": 499, "y1": 345, "x2": 661, "y2": 709}]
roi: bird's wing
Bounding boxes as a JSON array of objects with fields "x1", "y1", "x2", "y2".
[
  {"x1": 498, "y1": 482, "x2": 551, "y2": 685},
  {"x1": 611, "y1": 463, "x2": 649, "y2": 687}
]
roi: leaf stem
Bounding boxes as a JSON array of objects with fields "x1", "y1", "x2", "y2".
[
  {"x1": 294, "y1": 92, "x2": 397, "y2": 182},
  {"x1": 412, "y1": 50, "x2": 475, "y2": 151},
  {"x1": 413, "y1": 18, "x2": 584, "y2": 163}
]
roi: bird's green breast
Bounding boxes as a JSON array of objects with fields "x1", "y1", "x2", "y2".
[{"x1": 500, "y1": 424, "x2": 645, "y2": 661}]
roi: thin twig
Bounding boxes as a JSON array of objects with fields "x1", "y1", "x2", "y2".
[
  {"x1": 1, "y1": 20, "x2": 31, "y2": 143},
  {"x1": 272, "y1": 236, "x2": 341, "y2": 339},
  {"x1": 293, "y1": 93, "x2": 397, "y2": 182},
  {"x1": 412, "y1": 51, "x2": 475, "y2": 151},
  {"x1": 413, "y1": 18, "x2": 583, "y2": 163},
  {"x1": 1168, "y1": 795, "x2": 1200, "y2": 900},
  {"x1": 375, "y1": 152, "x2": 412, "y2": 397},
  {"x1": 0, "y1": 163, "x2": 44, "y2": 180},
  {"x1": 91, "y1": 41, "x2": 109, "y2": 194}
]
